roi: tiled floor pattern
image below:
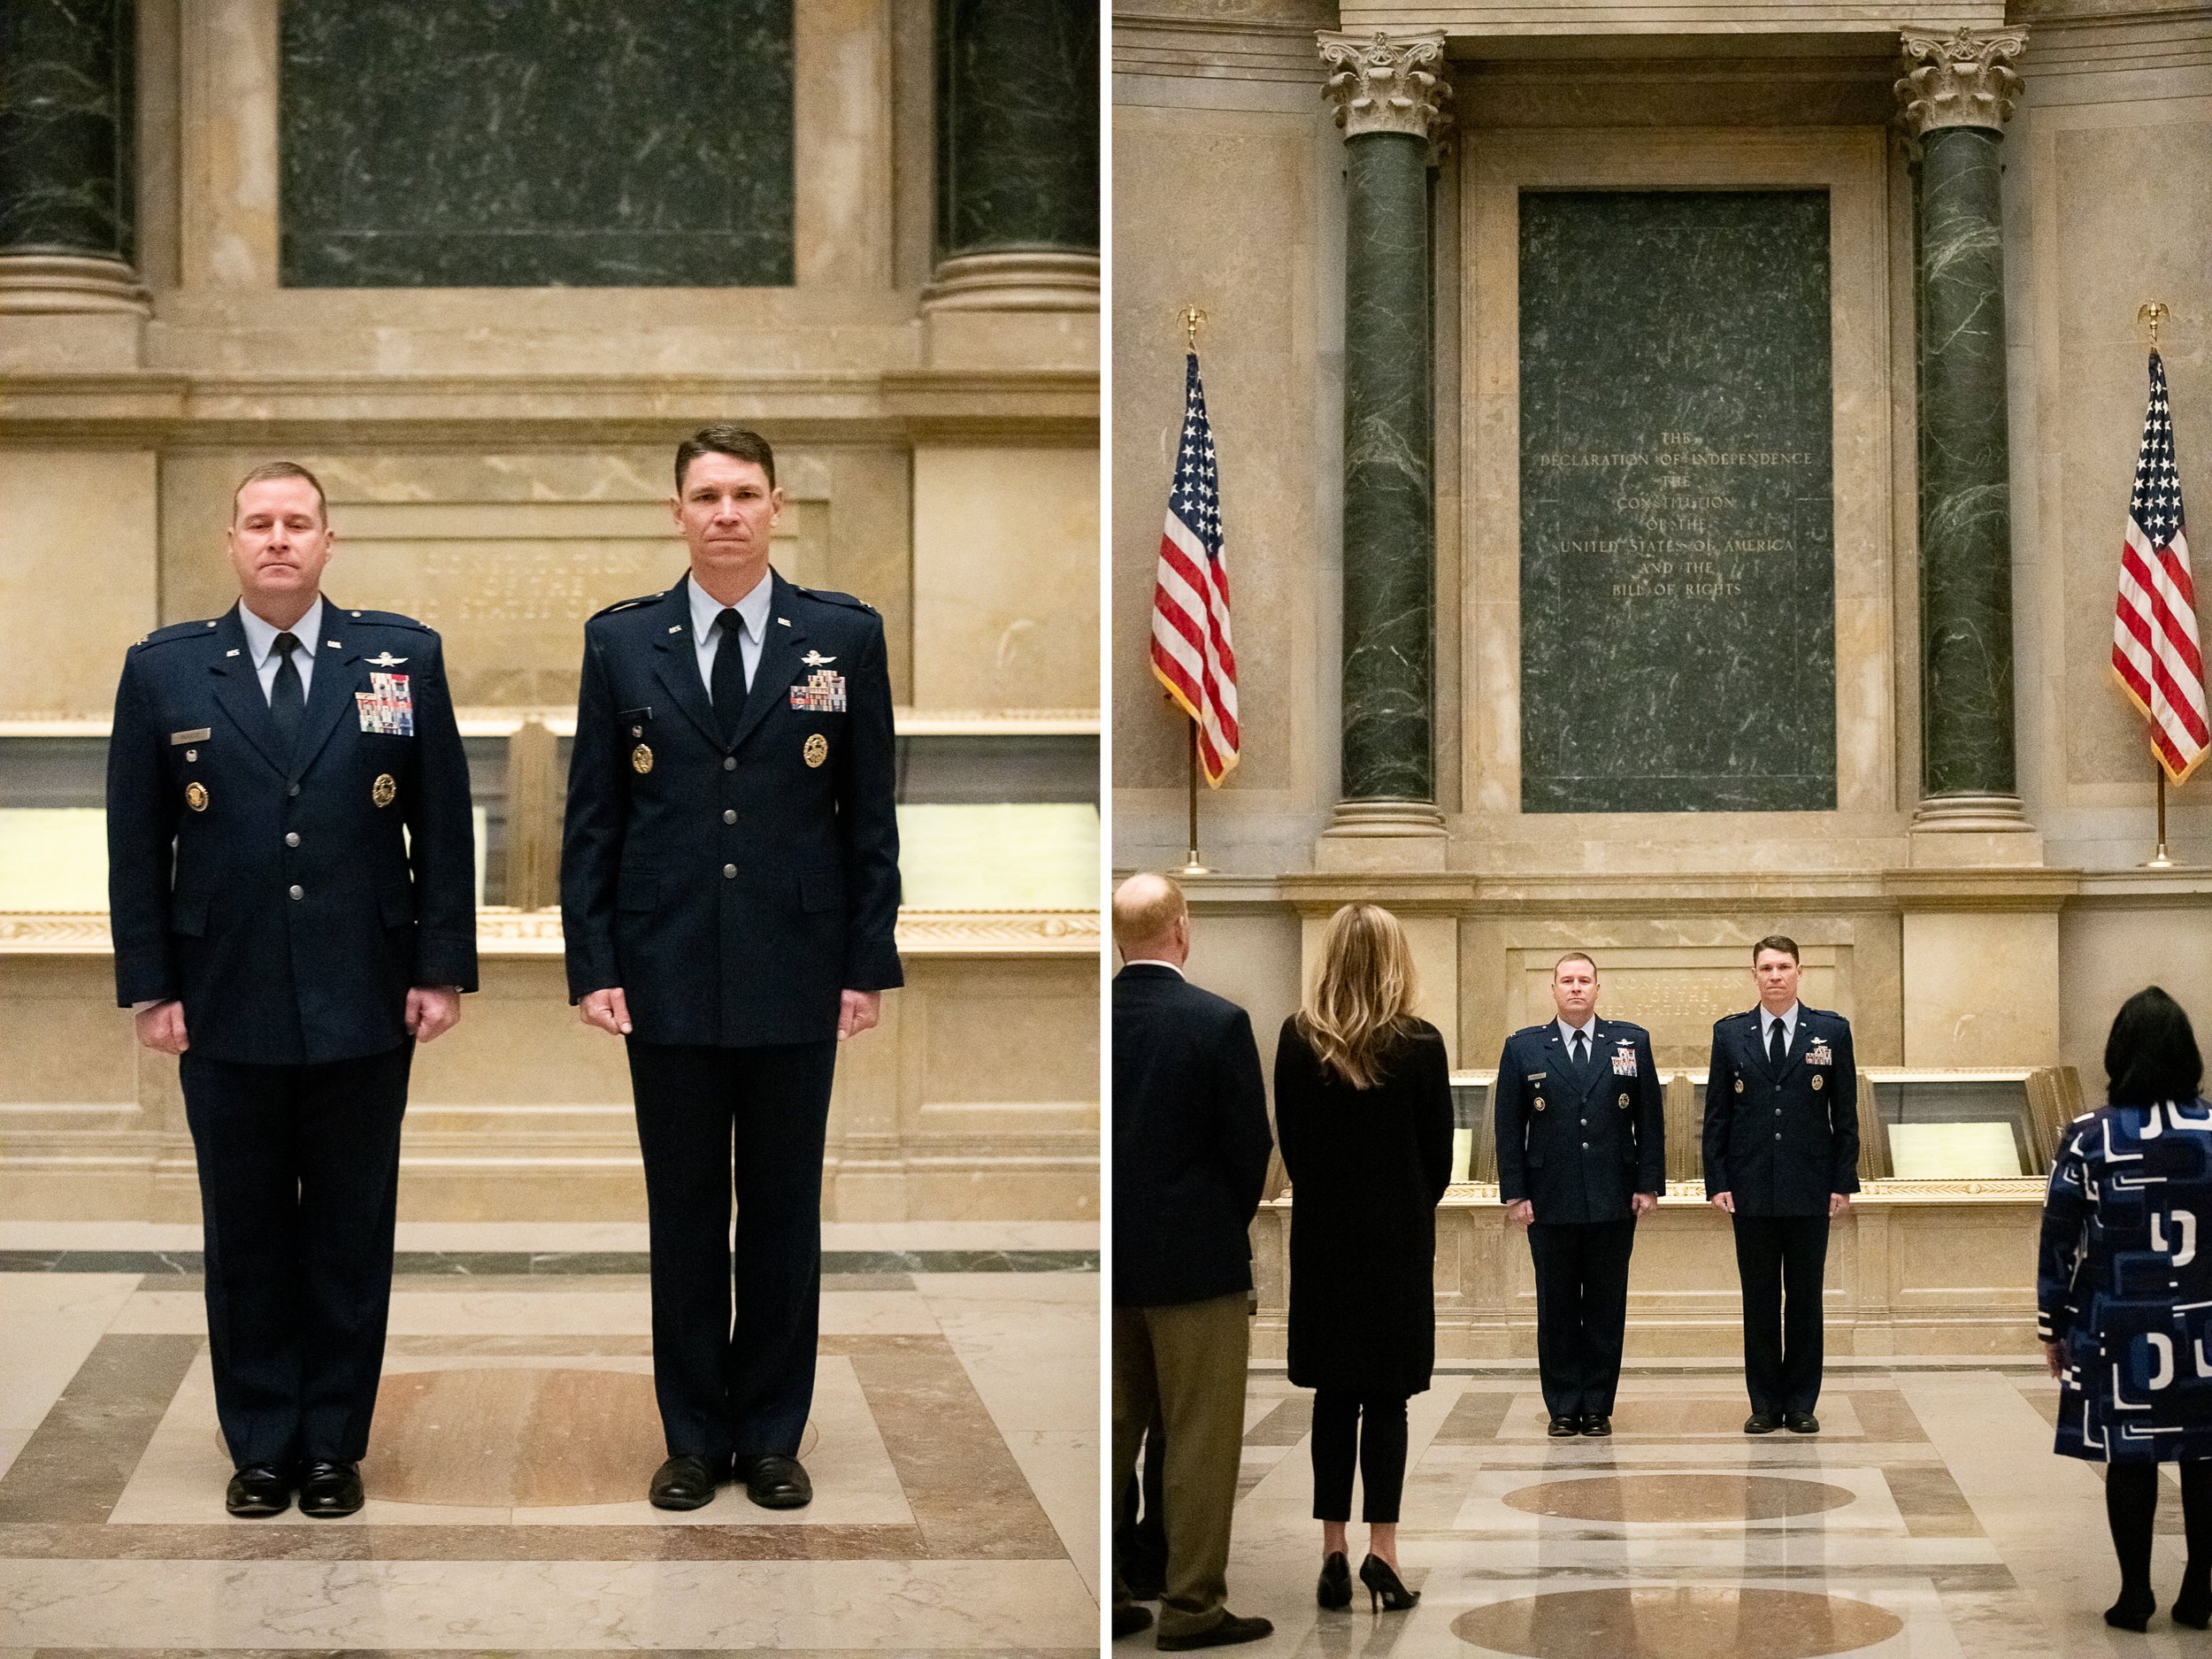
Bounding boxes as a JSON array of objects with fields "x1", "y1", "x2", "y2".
[
  {"x1": 0, "y1": 1224, "x2": 1098, "y2": 1656},
  {"x1": 1180, "y1": 1365, "x2": 2211, "y2": 1657}
]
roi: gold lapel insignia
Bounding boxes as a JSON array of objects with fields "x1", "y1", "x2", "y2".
[
  {"x1": 185, "y1": 782, "x2": 209, "y2": 811},
  {"x1": 1811, "y1": 1074, "x2": 1824, "y2": 1090},
  {"x1": 632, "y1": 744, "x2": 654, "y2": 775},
  {"x1": 1617, "y1": 1092, "x2": 1630, "y2": 1108},
  {"x1": 372, "y1": 773, "x2": 396, "y2": 808},
  {"x1": 803, "y1": 733, "x2": 828, "y2": 768}
]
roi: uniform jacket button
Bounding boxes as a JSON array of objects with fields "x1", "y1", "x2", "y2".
[
  {"x1": 288, "y1": 885, "x2": 303, "y2": 901},
  {"x1": 723, "y1": 864, "x2": 737, "y2": 879},
  {"x1": 285, "y1": 832, "x2": 300, "y2": 848},
  {"x1": 722, "y1": 809, "x2": 736, "y2": 824},
  {"x1": 722, "y1": 757, "x2": 736, "y2": 772},
  {"x1": 288, "y1": 783, "x2": 300, "y2": 797}
]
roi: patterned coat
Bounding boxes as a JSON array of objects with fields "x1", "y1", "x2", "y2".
[{"x1": 2039, "y1": 1099, "x2": 2212, "y2": 1463}]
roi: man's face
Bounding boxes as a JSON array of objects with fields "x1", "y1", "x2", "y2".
[
  {"x1": 227, "y1": 479, "x2": 333, "y2": 610},
  {"x1": 1551, "y1": 959, "x2": 1598, "y2": 1024},
  {"x1": 672, "y1": 451, "x2": 782, "y2": 593},
  {"x1": 1755, "y1": 949, "x2": 1801, "y2": 1010}
]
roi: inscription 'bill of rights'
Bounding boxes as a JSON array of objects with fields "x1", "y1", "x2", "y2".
[{"x1": 1518, "y1": 191, "x2": 1837, "y2": 813}]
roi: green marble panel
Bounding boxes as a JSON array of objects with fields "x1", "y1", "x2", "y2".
[
  {"x1": 1519, "y1": 191, "x2": 1835, "y2": 813},
  {"x1": 279, "y1": 0, "x2": 792, "y2": 288},
  {"x1": 935, "y1": 0, "x2": 1097, "y2": 257},
  {"x1": 0, "y1": 0, "x2": 134, "y2": 259}
]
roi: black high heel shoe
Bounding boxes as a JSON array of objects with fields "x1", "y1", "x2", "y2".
[
  {"x1": 1317, "y1": 1551, "x2": 1351, "y2": 1609},
  {"x1": 2174, "y1": 1571, "x2": 2210, "y2": 1630},
  {"x1": 2106, "y1": 1586, "x2": 2156, "y2": 1632},
  {"x1": 1359, "y1": 1554, "x2": 1418, "y2": 1613}
]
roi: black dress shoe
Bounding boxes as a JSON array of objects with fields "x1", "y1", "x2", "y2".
[
  {"x1": 224, "y1": 1463, "x2": 291, "y2": 1517},
  {"x1": 1548, "y1": 1415, "x2": 1581, "y2": 1437},
  {"x1": 296, "y1": 1460, "x2": 363, "y2": 1517},
  {"x1": 736, "y1": 1452, "x2": 812, "y2": 1509},
  {"x1": 1744, "y1": 1411, "x2": 1781, "y2": 1434},
  {"x1": 648, "y1": 1453, "x2": 724, "y2": 1510},
  {"x1": 1114, "y1": 1603, "x2": 1156, "y2": 1639},
  {"x1": 1580, "y1": 1414, "x2": 1613, "y2": 1438},
  {"x1": 1783, "y1": 1411, "x2": 1820, "y2": 1434},
  {"x1": 1317, "y1": 1549, "x2": 1352, "y2": 1609},
  {"x1": 1156, "y1": 1611, "x2": 1273, "y2": 1650}
]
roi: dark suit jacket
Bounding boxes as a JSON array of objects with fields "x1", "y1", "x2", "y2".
[
  {"x1": 1494, "y1": 1018, "x2": 1665, "y2": 1225},
  {"x1": 1275, "y1": 1018, "x2": 1453, "y2": 1394},
  {"x1": 1702, "y1": 1006, "x2": 1861, "y2": 1216},
  {"x1": 105, "y1": 601, "x2": 477, "y2": 1065},
  {"x1": 1111, "y1": 964, "x2": 1272, "y2": 1309},
  {"x1": 560, "y1": 571, "x2": 902, "y2": 1048}
]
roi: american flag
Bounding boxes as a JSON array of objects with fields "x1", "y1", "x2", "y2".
[
  {"x1": 2113, "y1": 349, "x2": 2208, "y2": 783},
  {"x1": 1149, "y1": 352, "x2": 1240, "y2": 784}
]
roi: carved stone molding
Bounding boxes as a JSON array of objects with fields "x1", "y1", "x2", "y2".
[
  {"x1": 1317, "y1": 28, "x2": 1453, "y2": 145},
  {"x1": 0, "y1": 253, "x2": 150, "y2": 316},
  {"x1": 1896, "y1": 27, "x2": 2029, "y2": 134}
]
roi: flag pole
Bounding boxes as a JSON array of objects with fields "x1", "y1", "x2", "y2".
[
  {"x1": 1176, "y1": 302, "x2": 1213, "y2": 878},
  {"x1": 2139, "y1": 298, "x2": 2177, "y2": 871}
]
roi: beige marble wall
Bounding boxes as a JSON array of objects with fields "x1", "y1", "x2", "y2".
[
  {"x1": 911, "y1": 446, "x2": 1099, "y2": 712},
  {"x1": 2058, "y1": 884, "x2": 2212, "y2": 1096},
  {"x1": 1901, "y1": 910, "x2": 2062, "y2": 1067},
  {"x1": 0, "y1": 451, "x2": 158, "y2": 720}
]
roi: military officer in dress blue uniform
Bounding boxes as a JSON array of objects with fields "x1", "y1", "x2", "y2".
[
  {"x1": 1494, "y1": 953, "x2": 1665, "y2": 1437},
  {"x1": 106, "y1": 461, "x2": 476, "y2": 1518},
  {"x1": 560, "y1": 425, "x2": 901, "y2": 1512},
  {"x1": 1702, "y1": 935, "x2": 1859, "y2": 1434}
]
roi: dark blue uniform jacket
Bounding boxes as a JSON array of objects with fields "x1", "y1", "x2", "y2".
[
  {"x1": 1701, "y1": 1007, "x2": 1861, "y2": 1216},
  {"x1": 1494, "y1": 1018, "x2": 1666, "y2": 1224},
  {"x1": 559, "y1": 571, "x2": 902, "y2": 1048},
  {"x1": 105, "y1": 602, "x2": 478, "y2": 1065}
]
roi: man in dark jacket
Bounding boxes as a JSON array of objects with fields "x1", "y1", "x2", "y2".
[
  {"x1": 106, "y1": 461, "x2": 476, "y2": 1518},
  {"x1": 1110, "y1": 873, "x2": 1273, "y2": 1650},
  {"x1": 1494, "y1": 952, "x2": 1664, "y2": 1438},
  {"x1": 1702, "y1": 934, "x2": 1860, "y2": 1433}
]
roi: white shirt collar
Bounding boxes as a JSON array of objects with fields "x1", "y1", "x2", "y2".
[
  {"x1": 688, "y1": 568, "x2": 772, "y2": 648},
  {"x1": 1761, "y1": 1002, "x2": 1802, "y2": 1036},
  {"x1": 1120, "y1": 958, "x2": 1186, "y2": 978},
  {"x1": 1556, "y1": 1015, "x2": 1598, "y2": 1046},
  {"x1": 238, "y1": 595, "x2": 324, "y2": 668}
]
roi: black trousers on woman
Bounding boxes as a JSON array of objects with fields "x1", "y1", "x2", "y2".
[
  {"x1": 2106, "y1": 1460, "x2": 2212, "y2": 1614},
  {"x1": 1310, "y1": 1390, "x2": 1409, "y2": 1523}
]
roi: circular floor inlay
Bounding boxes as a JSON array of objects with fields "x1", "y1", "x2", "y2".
[
  {"x1": 1452, "y1": 1586, "x2": 1904, "y2": 1659},
  {"x1": 360, "y1": 1368, "x2": 818, "y2": 1508},
  {"x1": 1502, "y1": 1473, "x2": 1857, "y2": 1524}
]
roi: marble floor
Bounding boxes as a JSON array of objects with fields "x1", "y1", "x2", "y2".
[
  {"x1": 0, "y1": 1220, "x2": 1099, "y2": 1657},
  {"x1": 1155, "y1": 1362, "x2": 2212, "y2": 1657}
]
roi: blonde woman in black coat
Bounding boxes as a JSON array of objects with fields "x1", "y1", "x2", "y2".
[{"x1": 1274, "y1": 903, "x2": 1455, "y2": 1616}]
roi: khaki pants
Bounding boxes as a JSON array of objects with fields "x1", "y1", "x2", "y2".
[{"x1": 1111, "y1": 1292, "x2": 1250, "y2": 1640}]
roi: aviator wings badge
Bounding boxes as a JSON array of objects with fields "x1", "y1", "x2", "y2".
[
  {"x1": 800, "y1": 651, "x2": 838, "y2": 667},
  {"x1": 365, "y1": 651, "x2": 409, "y2": 667}
]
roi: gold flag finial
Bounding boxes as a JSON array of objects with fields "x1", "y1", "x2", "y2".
[
  {"x1": 2139, "y1": 300, "x2": 2170, "y2": 353},
  {"x1": 1178, "y1": 305, "x2": 1206, "y2": 352}
]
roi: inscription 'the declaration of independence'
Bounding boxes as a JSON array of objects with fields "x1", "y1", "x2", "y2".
[{"x1": 1518, "y1": 191, "x2": 1836, "y2": 813}]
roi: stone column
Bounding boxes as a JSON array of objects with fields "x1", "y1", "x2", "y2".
[
  {"x1": 926, "y1": 0, "x2": 1097, "y2": 311},
  {"x1": 1898, "y1": 28, "x2": 2029, "y2": 840},
  {"x1": 0, "y1": 0, "x2": 148, "y2": 313},
  {"x1": 1319, "y1": 29, "x2": 1450, "y2": 853}
]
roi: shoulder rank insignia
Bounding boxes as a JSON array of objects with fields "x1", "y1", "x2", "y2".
[{"x1": 365, "y1": 651, "x2": 408, "y2": 668}]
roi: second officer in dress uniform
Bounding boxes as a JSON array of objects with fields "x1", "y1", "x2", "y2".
[
  {"x1": 1702, "y1": 934, "x2": 1860, "y2": 1434},
  {"x1": 106, "y1": 461, "x2": 476, "y2": 1517},
  {"x1": 1494, "y1": 953, "x2": 1665, "y2": 1437},
  {"x1": 561, "y1": 425, "x2": 902, "y2": 1512}
]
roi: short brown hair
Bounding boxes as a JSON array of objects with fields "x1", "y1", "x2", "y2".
[
  {"x1": 1111, "y1": 872, "x2": 1187, "y2": 955},
  {"x1": 1753, "y1": 934, "x2": 1801, "y2": 964},
  {"x1": 676, "y1": 425, "x2": 777, "y2": 492},
  {"x1": 232, "y1": 461, "x2": 326, "y2": 523},
  {"x1": 1554, "y1": 951, "x2": 1596, "y2": 978}
]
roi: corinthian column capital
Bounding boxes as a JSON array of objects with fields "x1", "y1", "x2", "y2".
[
  {"x1": 1896, "y1": 27, "x2": 2028, "y2": 135},
  {"x1": 1317, "y1": 29, "x2": 1452, "y2": 145}
]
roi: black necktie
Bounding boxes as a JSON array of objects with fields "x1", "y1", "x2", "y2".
[
  {"x1": 1571, "y1": 1030, "x2": 1587, "y2": 1072},
  {"x1": 710, "y1": 607, "x2": 746, "y2": 742},
  {"x1": 1769, "y1": 1018, "x2": 1787, "y2": 1070},
  {"x1": 270, "y1": 632, "x2": 304, "y2": 757}
]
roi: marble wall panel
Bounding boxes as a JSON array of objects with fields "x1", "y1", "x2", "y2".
[
  {"x1": 1901, "y1": 910, "x2": 2061, "y2": 1067},
  {"x1": 177, "y1": 0, "x2": 275, "y2": 288},
  {"x1": 795, "y1": 0, "x2": 894, "y2": 289},
  {"x1": 0, "y1": 0, "x2": 135, "y2": 259},
  {"x1": 0, "y1": 449, "x2": 157, "y2": 720},
  {"x1": 277, "y1": 0, "x2": 794, "y2": 288},
  {"x1": 157, "y1": 448, "x2": 907, "y2": 711},
  {"x1": 911, "y1": 444, "x2": 1096, "y2": 711},
  {"x1": 1517, "y1": 189, "x2": 1836, "y2": 813},
  {"x1": 2059, "y1": 901, "x2": 2212, "y2": 1094}
]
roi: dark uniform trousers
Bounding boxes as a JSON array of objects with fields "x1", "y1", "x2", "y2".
[
  {"x1": 1702, "y1": 1007, "x2": 1860, "y2": 1418},
  {"x1": 1493, "y1": 1018, "x2": 1667, "y2": 1424},
  {"x1": 561, "y1": 572, "x2": 903, "y2": 1467},
  {"x1": 105, "y1": 602, "x2": 477, "y2": 1472}
]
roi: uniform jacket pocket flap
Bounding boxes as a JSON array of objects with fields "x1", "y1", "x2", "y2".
[
  {"x1": 618, "y1": 875, "x2": 658, "y2": 911},
  {"x1": 799, "y1": 868, "x2": 844, "y2": 913},
  {"x1": 378, "y1": 881, "x2": 415, "y2": 927},
  {"x1": 170, "y1": 892, "x2": 210, "y2": 937}
]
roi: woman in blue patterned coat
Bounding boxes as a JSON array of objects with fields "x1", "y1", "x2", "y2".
[{"x1": 2039, "y1": 986, "x2": 2212, "y2": 1632}]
